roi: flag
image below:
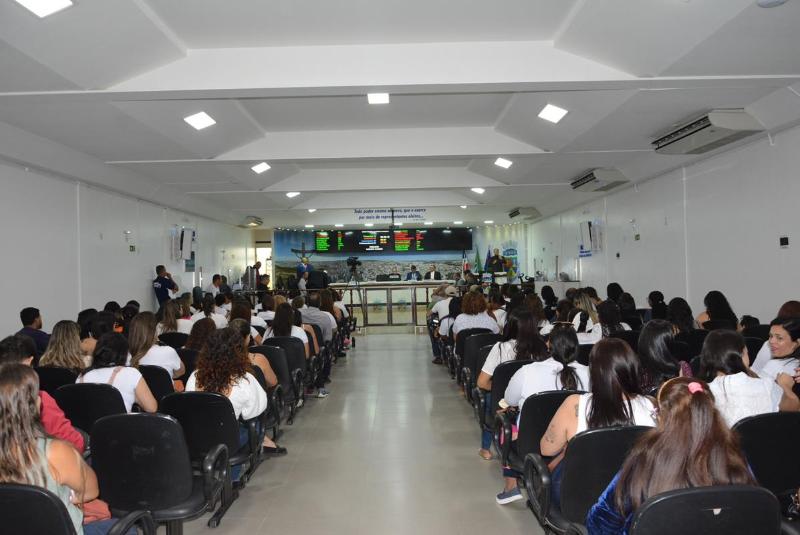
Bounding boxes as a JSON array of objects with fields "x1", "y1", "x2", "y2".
[
  {"x1": 473, "y1": 250, "x2": 482, "y2": 272},
  {"x1": 483, "y1": 246, "x2": 492, "y2": 271},
  {"x1": 462, "y1": 249, "x2": 469, "y2": 272}
]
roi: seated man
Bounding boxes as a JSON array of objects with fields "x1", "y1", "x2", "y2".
[
  {"x1": 292, "y1": 294, "x2": 333, "y2": 343},
  {"x1": 0, "y1": 335, "x2": 84, "y2": 452},
  {"x1": 17, "y1": 307, "x2": 50, "y2": 358},
  {"x1": 424, "y1": 264, "x2": 442, "y2": 280},
  {"x1": 406, "y1": 265, "x2": 422, "y2": 281},
  {"x1": 206, "y1": 274, "x2": 222, "y2": 296}
]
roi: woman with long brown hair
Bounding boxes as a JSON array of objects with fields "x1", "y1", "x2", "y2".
[
  {"x1": 184, "y1": 317, "x2": 216, "y2": 352},
  {"x1": 128, "y1": 312, "x2": 185, "y2": 379},
  {"x1": 229, "y1": 299, "x2": 264, "y2": 345},
  {"x1": 39, "y1": 320, "x2": 87, "y2": 374},
  {"x1": 157, "y1": 299, "x2": 193, "y2": 335},
  {"x1": 0, "y1": 363, "x2": 131, "y2": 534},
  {"x1": 586, "y1": 377, "x2": 756, "y2": 534}
]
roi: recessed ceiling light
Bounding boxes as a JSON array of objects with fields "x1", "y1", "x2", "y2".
[
  {"x1": 471, "y1": 187, "x2": 486, "y2": 194},
  {"x1": 484, "y1": 220, "x2": 494, "y2": 224},
  {"x1": 395, "y1": 222, "x2": 403, "y2": 226},
  {"x1": 334, "y1": 224, "x2": 344, "y2": 227},
  {"x1": 183, "y1": 111, "x2": 216, "y2": 130},
  {"x1": 453, "y1": 221, "x2": 463, "y2": 225},
  {"x1": 367, "y1": 93, "x2": 390, "y2": 105},
  {"x1": 14, "y1": 0, "x2": 72, "y2": 17},
  {"x1": 251, "y1": 162, "x2": 271, "y2": 174},
  {"x1": 307, "y1": 208, "x2": 317, "y2": 213},
  {"x1": 494, "y1": 158, "x2": 513, "y2": 169},
  {"x1": 460, "y1": 205, "x2": 468, "y2": 209},
  {"x1": 424, "y1": 221, "x2": 433, "y2": 226},
  {"x1": 538, "y1": 104, "x2": 568, "y2": 124},
  {"x1": 364, "y1": 223, "x2": 374, "y2": 227},
  {"x1": 304, "y1": 224, "x2": 314, "y2": 228},
  {"x1": 286, "y1": 192, "x2": 301, "y2": 198}
]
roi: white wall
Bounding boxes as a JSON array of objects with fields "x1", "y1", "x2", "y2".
[
  {"x1": 527, "y1": 124, "x2": 800, "y2": 322},
  {"x1": 0, "y1": 162, "x2": 251, "y2": 335}
]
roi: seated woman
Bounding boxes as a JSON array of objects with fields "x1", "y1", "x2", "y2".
[
  {"x1": 750, "y1": 300, "x2": 800, "y2": 372},
  {"x1": 229, "y1": 319, "x2": 287, "y2": 456},
  {"x1": 0, "y1": 364, "x2": 137, "y2": 535},
  {"x1": 190, "y1": 294, "x2": 228, "y2": 329},
  {"x1": 128, "y1": 312, "x2": 185, "y2": 379},
  {"x1": 265, "y1": 303, "x2": 311, "y2": 358},
  {"x1": 648, "y1": 291, "x2": 668, "y2": 321},
  {"x1": 476, "y1": 309, "x2": 549, "y2": 460},
  {"x1": 437, "y1": 296, "x2": 461, "y2": 341},
  {"x1": 452, "y1": 291, "x2": 501, "y2": 337},
  {"x1": 667, "y1": 297, "x2": 698, "y2": 335},
  {"x1": 229, "y1": 299, "x2": 264, "y2": 345},
  {"x1": 184, "y1": 317, "x2": 216, "y2": 353},
  {"x1": 495, "y1": 325, "x2": 585, "y2": 503},
  {"x1": 77, "y1": 333, "x2": 157, "y2": 413},
  {"x1": 39, "y1": 320, "x2": 87, "y2": 374},
  {"x1": 257, "y1": 294, "x2": 276, "y2": 322},
  {"x1": 185, "y1": 328, "x2": 268, "y2": 478},
  {"x1": 79, "y1": 312, "x2": 115, "y2": 363},
  {"x1": 487, "y1": 290, "x2": 507, "y2": 331},
  {"x1": 528, "y1": 339, "x2": 656, "y2": 507},
  {"x1": 157, "y1": 299, "x2": 193, "y2": 335},
  {"x1": 617, "y1": 293, "x2": 642, "y2": 331},
  {"x1": 586, "y1": 378, "x2": 755, "y2": 535},
  {"x1": 598, "y1": 300, "x2": 632, "y2": 337},
  {"x1": 541, "y1": 285, "x2": 558, "y2": 322},
  {"x1": 637, "y1": 319, "x2": 690, "y2": 394},
  {"x1": 525, "y1": 293, "x2": 551, "y2": 334},
  {"x1": 570, "y1": 291, "x2": 599, "y2": 343},
  {"x1": 696, "y1": 290, "x2": 738, "y2": 329},
  {"x1": 77, "y1": 308, "x2": 98, "y2": 357},
  {"x1": 320, "y1": 289, "x2": 343, "y2": 323},
  {"x1": 755, "y1": 316, "x2": 800, "y2": 382},
  {"x1": 698, "y1": 329, "x2": 799, "y2": 426}
]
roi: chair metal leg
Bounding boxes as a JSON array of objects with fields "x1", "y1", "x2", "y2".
[
  {"x1": 208, "y1": 474, "x2": 238, "y2": 528},
  {"x1": 165, "y1": 520, "x2": 184, "y2": 535}
]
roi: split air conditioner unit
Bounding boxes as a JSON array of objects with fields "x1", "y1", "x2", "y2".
[
  {"x1": 508, "y1": 207, "x2": 542, "y2": 220},
  {"x1": 652, "y1": 109, "x2": 763, "y2": 155},
  {"x1": 570, "y1": 169, "x2": 628, "y2": 193},
  {"x1": 240, "y1": 216, "x2": 263, "y2": 228}
]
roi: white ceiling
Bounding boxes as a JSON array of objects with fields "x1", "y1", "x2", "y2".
[{"x1": 0, "y1": 0, "x2": 800, "y2": 229}]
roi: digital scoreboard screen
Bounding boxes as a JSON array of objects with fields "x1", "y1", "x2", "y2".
[{"x1": 314, "y1": 228, "x2": 472, "y2": 253}]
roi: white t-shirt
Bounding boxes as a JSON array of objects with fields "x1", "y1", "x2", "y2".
[
  {"x1": 77, "y1": 367, "x2": 143, "y2": 412},
  {"x1": 576, "y1": 393, "x2": 656, "y2": 434},
  {"x1": 321, "y1": 310, "x2": 337, "y2": 331},
  {"x1": 191, "y1": 311, "x2": 228, "y2": 329},
  {"x1": 493, "y1": 308, "x2": 507, "y2": 331},
  {"x1": 709, "y1": 372, "x2": 782, "y2": 427},
  {"x1": 504, "y1": 357, "x2": 590, "y2": 409},
  {"x1": 249, "y1": 315, "x2": 267, "y2": 328},
  {"x1": 257, "y1": 310, "x2": 275, "y2": 322},
  {"x1": 334, "y1": 301, "x2": 349, "y2": 318},
  {"x1": 452, "y1": 311, "x2": 500, "y2": 337},
  {"x1": 185, "y1": 371, "x2": 267, "y2": 420},
  {"x1": 481, "y1": 340, "x2": 517, "y2": 376},
  {"x1": 537, "y1": 319, "x2": 554, "y2": 335},
  {"x1": 264, "y1": 325, "x2": 309, "y2": 345},
  {"x1": 438, "y1": 317, "x2": 456, "y2": 338},
  {"x1": 157, "y1": 319, "x2": 193, "y2": 336},
  {"x1": 758, "y1": 357, "x2": 799, "y2": 382},
  {"x1": 750, "y1": 341, "x2": 771, "y2": 374},
  {"x1": 431, "y1": 297, "x2": 452, "y2": 319},
  {"x1": 126, "y1": 345, "x2": 183, "y2": 377},
  {"x1": 206, "y1": 284, "x2": 220, "y2": 297}
]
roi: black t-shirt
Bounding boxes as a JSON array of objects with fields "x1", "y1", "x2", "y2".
[
  {"x1": 153, "y1": 276, "x2": 176, "y2": 303},
  {"x1": 487, "y1": 256, "x2": 505, "y2": 272}
]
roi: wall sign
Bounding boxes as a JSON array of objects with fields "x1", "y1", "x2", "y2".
[{"x1": 353, "y1": 208, "x2": 427, "y2": 222}]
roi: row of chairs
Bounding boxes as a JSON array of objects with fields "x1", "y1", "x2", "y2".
[{"x1": 440, "y1": 330, "x2": 800, "y2": 535}]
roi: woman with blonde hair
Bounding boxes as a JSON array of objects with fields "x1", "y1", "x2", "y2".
[
  {"x1": 157, "y1": 299, "x2": 193, "y2": 335},
  {"x1": 128, "y1": 312, "x2": 185, "y2": 379},
  {"x1": 39, "y1": 320, "x2": 87, "y2": 374}
]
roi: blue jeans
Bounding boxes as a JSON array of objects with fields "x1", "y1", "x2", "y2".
[
  {"x1": 550, "y1": 462, "x2": 564, "y2": 509},
  {"x1": 481, "y1": 391, "x2": 493, "y2": 450},
  {"x1": 230, "y1": 425, "x2": 250, "y2": 482},
  {"x1": 84, "y1": 519, "x2": 135, "y2": 535}
]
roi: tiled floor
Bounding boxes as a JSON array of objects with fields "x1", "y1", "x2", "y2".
[{"x1": 179, "y1": 333, "x2": 541, "y2": 534}]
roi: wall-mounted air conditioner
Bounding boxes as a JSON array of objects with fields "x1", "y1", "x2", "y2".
[
  {"x1": 570, "y1": 169, "x2": 628, "y2": 193},
  {"x1": 652, "y1": 109, "x2": 763, "y2": 155}
]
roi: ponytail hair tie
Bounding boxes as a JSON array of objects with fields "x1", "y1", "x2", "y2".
[{"x1": 687, "y1": 382, "x2": 704, "y2": 395}]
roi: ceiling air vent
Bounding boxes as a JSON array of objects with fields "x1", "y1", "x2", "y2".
[
  {"x1": 570, "y1": 169, "x2": 628, "y2": 193},
  {"x1": 509, "y1": 207, "x2": 542, "y2": 220},
  {"x1": 652, "y1": 109, "x2": 763, "y2": 155}
]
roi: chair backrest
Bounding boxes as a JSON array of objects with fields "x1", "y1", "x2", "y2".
[
  {"x1": 472, "y1": 344, "x2": 495, "y2": 380},
  {"x1": 91, "y1": 413, "x2": 195, "y2": 512},
  {"x1": 677, "y1": 329, "x2": 709, "y2": 360},
  {"x1": 608, "y1": 330, "x2": 641, "y2": 352},
  {"x1": 53, "y1": 383, "x2": 127, "y2": 433},
  {"x1": 158, "y1": 332, "x2": 188, "y2": 350},
  {"x1": 489, "y1": 359, "x2": 534, "y2": 412},
  {"x1": 250, "y1": 345, "x2": 291, "y2": 396},
  {"x1": 160, "y1": 392, "x2": 240, "y2": 464},
  {"x1": 463, "y1": 333, "x2": 502, "y2": 377},
  {"x1": 309, "y1": 324, "x2": 324, "y2": 355},
  {"x1": 577, "y1": 344, "x2": 593, "y2": 366},
  {"x1": 702, "y1": 319, "x2": 738, "y2": 331},
  {"x1": 623, "y1": 315, "x2": 643, "y2": 331},
  {"x1": 560, "y1": 425, "x2": 651, "y2": 522},
  {"x1": 517, "y1": 390, "x2": 584, "y2": 458},
  {"x1": 743, "y1": 337, "x2": 765, "y2": 365},
  {"x1": 35, "y1": 367, "x2": 78, "y2": 396},
  {"x1": 0, "y1": 483, "x2": 77, "y2": 535},
  {"x1": 263, "y1": 337, "x2": 306, "y2": 374},
  {"x1": 176, "y1": 348, "x2": 198, "y2": 383},
  {"x1": 733, "y1": 412, "x2": 800, "y2": 495},
  {"x1": 375, "y1": 274, "x2": 391, "y2": 282},
  {"x1": 138, "y1": 365, "x2": 175, "y2": 402},
  {"x1": 629, "y1": 485, "x2": 780, "y2": 535},
  {"x1": 455, "y1": 328, "x2": 492, "y2": 357},
  {"x1": 755, "y1": 324, "x2": 772, "y2": 341}
]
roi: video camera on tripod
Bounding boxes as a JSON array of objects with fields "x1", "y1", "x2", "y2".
[{"x1": 346, "y1": 256, "x2": 362, "y2": 271}]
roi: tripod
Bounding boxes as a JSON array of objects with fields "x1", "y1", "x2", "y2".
[{"x1": 345, "y1": 267, "x2": 366, "y2": 339}]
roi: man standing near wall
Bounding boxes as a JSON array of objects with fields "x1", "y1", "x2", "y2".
[
  {"x1": 153, "y1": 265, "x2": 178, "y2": 306},
  {"x1": 487, "y1": 248, "x2": 505, "y2": 273}
]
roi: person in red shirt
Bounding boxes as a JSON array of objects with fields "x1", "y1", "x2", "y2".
[{"x1": 0, "y1": 334, "x2": 84, "y2": 452}]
